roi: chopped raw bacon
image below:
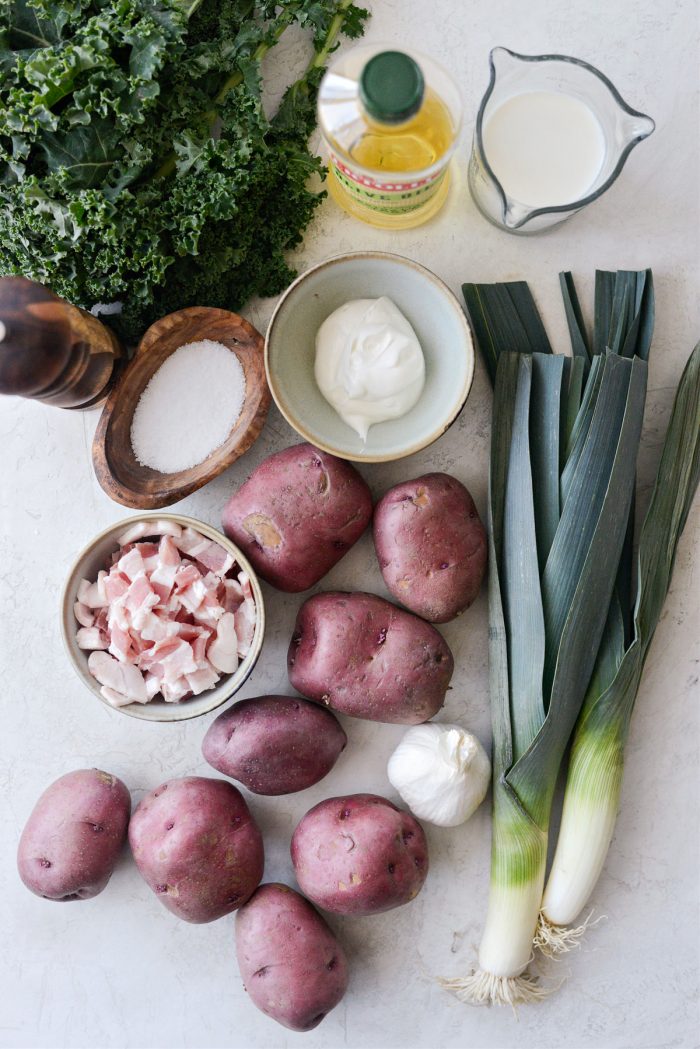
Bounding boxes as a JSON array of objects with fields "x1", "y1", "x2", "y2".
[
  {"x1": 174, "y1": 563, "x2": 201, "y2": 591},
  {"x1": 138, "y1": 542, "x2": 160, "y2": 574},
  {"x1": 100, "y1": 686, "x2": 133, "y2": 708},
  {"x1": 175, "y1": 528, "x2": 234, "y2": 577},
  {"x1": 81, "y1": 570, "x2": 109, "y2": 609},
  {"x1": 173, "y1": 526, "x2": 205, "y2": 554},
  {"x1": 222, "y1": 578, "x2": 244, "y2": 613},
  {"x1": 117, "y1": 519, "x2": 183, "y2": 546},
  {"x1": 107, "y1": 596, "x2": 129, "y2": 633},
  {"x1": 88, "y1": 651, "x2": 147, "y2": 703},
  {"x1": 191, "y1": 633, "x2": 210, "y2": 665},
  {"x1": 235, "y1": 597, "x2": 256, "y2": 657},
  {"x1": 161, "y1": 677, "x2": 192, "y2": 703},
  {"x1": 178, "y1": 579, "x2": 208, "y2": 614},
  {"x1": 118, "y1": 546, "x2": 146, "y2": 581},
  {"x1": 104, "y1": 571, "x2": 130, "y2": 603},
  {"x1": 77, "y1": 525, "x2": 255, "y2": 705},
  {"x1": 207, "y1": 613, "x2": 239, "y2": 673},
  {"x1": 124, "y1": 574, "x2": 159, "y2": 617},
  {"x1": 109, "y1": 624, "x2": 133, "y2": 664},
  {"x1": 140, "y1": 611, "x2": 178, "y2": 644},
  {"x1": 76, "y1": 627, "x2": 108, "y2": 650},
  {"x1": 74, "y1": 601, "x2": 94, "y2": 628},
  {"x1": 159, "y1": 534, "x2": 181, "y2": 567},
  {"x1": 186, "y1": 662, "x2": 220, "y2": 695},
  {"x1": 138, "y1": 635, "x2": 182, "y2": 670},
  {"x1": 160, "y1": 639, "x2": 198, "y2": 684},
  {"x1": 194, "y1": 541, "x2": 234, "y2": 577},
  {"x1": 150, "y1": 564, "x2": 177, "y2": 603},
  {"x1": 144, "y1": 673, "x2": 161, "y2": 700}
]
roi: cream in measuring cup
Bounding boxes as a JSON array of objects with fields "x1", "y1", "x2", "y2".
[
  {"x1": 468, "y1": 48, "x2": 655, "y2": 233},
  {"x1": 482, "y1": 90, "x2": 606, "y2": 209}
]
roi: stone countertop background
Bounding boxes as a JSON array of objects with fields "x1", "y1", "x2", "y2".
[{"x1": 1, "y1": 1, "x2": 698, "y2": 1047}]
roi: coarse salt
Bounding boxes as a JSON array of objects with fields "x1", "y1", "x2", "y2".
[{"x1": 130, "y1": 340, "x2": 246, "y2": 473}]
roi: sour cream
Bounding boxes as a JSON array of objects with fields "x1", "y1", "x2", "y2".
[{"x1": 314, "y1": 297, "x2": 425, "y2": 441}]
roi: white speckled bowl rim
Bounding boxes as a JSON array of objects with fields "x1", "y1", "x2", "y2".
[
  {"x1": 264, "y1": 251, "x2": 475, "y2": 463},
  {"x1": 60, "y1": 513, "x2": 265, "y2": 723}
]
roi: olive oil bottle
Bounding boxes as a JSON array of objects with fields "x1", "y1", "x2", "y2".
[{"x1": 318, "y1": 47, "x2": 462, "y2": 229}]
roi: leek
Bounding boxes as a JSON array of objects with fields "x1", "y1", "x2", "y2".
[
  {"x1": 445, "y1": 272, "x2": 652, "y2": 1005},
  {"x1": 538, "y1": 341, "x2": 700, "y2": 948}
]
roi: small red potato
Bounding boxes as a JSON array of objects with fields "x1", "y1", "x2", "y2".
[
  {"x1": 128, "y1": 776, "x2": 263, "y2": 923},
  {"x1": 222, "y1": 443, "x2": 373, "y2": 592},
  {"x1": 236, "y1": 883, "x2": 349, "y2": 1031},
  {"x1": 17, "y1": 769, "x2": 130, "y2": 901},
  {"x1": 291, "y1": 794, "x2": 428, "y2": 916},
  {"x1": 288, "y1": 591, "x2": 453, "y2": 724},
  {"x1": 202, "y1": 695, "x2": 347, "y2": 795},
  {"x1": 373, "y1": 472, "x2": 487, "y2": 622}
]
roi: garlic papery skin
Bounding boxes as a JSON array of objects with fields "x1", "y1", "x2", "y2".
[{"x1": 387, "y1": 723, "x2": 491, "y2": 827}]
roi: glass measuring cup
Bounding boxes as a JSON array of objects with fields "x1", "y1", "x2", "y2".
[{"x1": 468, "y1": 47, "x2": 655, "y2": 233}]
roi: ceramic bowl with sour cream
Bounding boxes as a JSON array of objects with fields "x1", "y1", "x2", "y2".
[{"x1": 265, "y1": 251, "x2": 475, "y2": 463}]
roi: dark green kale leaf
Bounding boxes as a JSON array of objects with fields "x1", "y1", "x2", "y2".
[{"x1": 0, "y1": 0, "x2": 368, "y2": 341}]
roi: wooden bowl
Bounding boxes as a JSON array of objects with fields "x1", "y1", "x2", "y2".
[{"x1": 93, "y1": 307, "x2": 271, "y2": 508}]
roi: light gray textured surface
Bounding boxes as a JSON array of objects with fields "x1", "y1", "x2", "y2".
[{"x1": 1, "y1": 1, "x2": 699, "y2": 1047}]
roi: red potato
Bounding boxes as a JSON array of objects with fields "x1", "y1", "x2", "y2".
[
  {"x1": 128, "y1": 776, "x2": 263, "y2": 923},
  {"x1": 236, "y1": 883, "x2": 349, "y2": 1031},
  {"x1": 288, "y1": 591, "x2": 453, "y2": 724},
  {"x1": 373, "y1": 472, "x2": 487, "y2": 623},
  {"x1": 222, "y1": 443, "x2": 373, "y2": 592},
  {"x1": 291, "y1": 794, "x2": 428, "y2": 916},
  {"x1": 202, "y1": 695, "x2": 347, "y2": 795},
  {"x1": 17, "y1": 769, "x2": 130, "y2": 901}
]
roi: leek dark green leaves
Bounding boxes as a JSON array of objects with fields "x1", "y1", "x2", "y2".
[{"x1": 461, "y1": 281, "x2": 552, "y2": 385}]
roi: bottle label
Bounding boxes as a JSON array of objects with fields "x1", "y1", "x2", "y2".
[{"x1": 328, "y1": 153, "x2": 447, "y2": 215}]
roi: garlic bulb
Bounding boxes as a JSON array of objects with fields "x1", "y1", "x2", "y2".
[{"x1": 387, "y1": 723, "x2": 491, "y2": 827}]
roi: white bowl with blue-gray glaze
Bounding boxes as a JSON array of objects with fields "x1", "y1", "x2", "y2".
[{"x1": 265, "y1": 252, "x2": 475, "y2": 462}]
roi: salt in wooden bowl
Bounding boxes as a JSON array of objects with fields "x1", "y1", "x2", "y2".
[{"x1": 93, "y1": 307, "x2": 271, "y2": 509}]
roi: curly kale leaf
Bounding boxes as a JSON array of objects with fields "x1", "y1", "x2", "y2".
[{"x1": 0, "y1": 0, "x2": 367, "y2": 340}]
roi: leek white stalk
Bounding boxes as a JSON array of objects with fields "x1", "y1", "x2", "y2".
[
  {"x1": 537, "y1": 341, "x2": 700, "y2": 953},
  {"x1": 443, "y1": 778, "x2": 548, "y2": 1004}
]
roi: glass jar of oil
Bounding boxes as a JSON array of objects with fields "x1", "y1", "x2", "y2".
[{"x1": 318, "y1": 46, "x2": 462, "y2": 229}]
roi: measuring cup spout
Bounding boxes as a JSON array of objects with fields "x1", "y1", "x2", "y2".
[
  {"x1": 622, "y1": 112, "x2": 656, "y2": 144},
  {"x1": 503, "y1": 200, "x2": 534, "y2": 230}
]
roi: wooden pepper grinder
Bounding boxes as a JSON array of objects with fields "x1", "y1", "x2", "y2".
[{"x1": 0, "y1": 277, "x2": 124, "y2": 409}]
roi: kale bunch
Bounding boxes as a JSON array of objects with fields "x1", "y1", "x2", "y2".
[{"x1": 0, "y1": 0, "x2": 367, "y2": 340}]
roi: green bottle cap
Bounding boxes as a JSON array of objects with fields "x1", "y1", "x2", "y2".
[{"x1": 359, "y1": 51, "x2": 425, "y2": 125}]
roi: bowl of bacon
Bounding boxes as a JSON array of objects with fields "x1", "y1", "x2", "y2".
[{"x1": 61, "y1": 514, "x2": 265, "y2": 721}]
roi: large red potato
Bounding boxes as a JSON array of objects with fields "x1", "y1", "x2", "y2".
[
  {"x1": 373, "y1": 472, "x2": 487, "y2": 622},
  {"x1": 202, "y1": 695, "x2": 347, "y2": 795},
  {"x1": 236, "y1": 883, "x2": 349, "y2": 1031},
  {"x1": 17, "y1": 769, "x2": 130, "y2": 901},
  {"x1": 222, "y1": 443, "x2": 373, "y2": 592},
  {"x1": 287, "y1": 591, "x2": 453, "y2": 724},
  {"x1": 291, "y1": 794, "x2": 428, "y2": 916},
  {"x1": 128, "y1": 776, "x2": 263, "y2": 923}
]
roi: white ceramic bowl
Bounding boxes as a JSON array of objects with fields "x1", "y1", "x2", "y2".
[
  {"x1": 265, "y1": 252, "x2": 475, "y2": 462},
  {"x1": 61, "y1": 513, "x2": 265, "y2": 722}
]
